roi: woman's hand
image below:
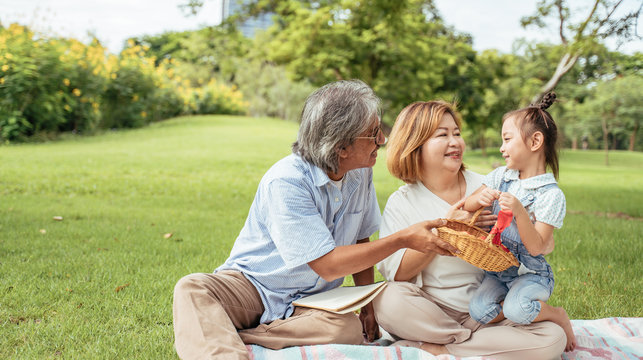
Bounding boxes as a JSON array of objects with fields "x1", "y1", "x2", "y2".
[
  {"x1": 446, "y1": 199, "x2": 469, "y2": 221},
  {"x1": 446, "y1": 199, "x2": 497, "y2": 228},
  {"x1": 473, "y1": 210, "x2": 497, "y2": 228},
  {"x1": 359, "y1": 303, "x2": 380, "y2": 342}
]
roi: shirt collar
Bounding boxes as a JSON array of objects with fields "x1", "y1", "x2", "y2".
[
  {"x1": 310, "y1": 162, "x2": 332, "y2": 187},
  {"x1": 503, "y1": 168, "x2": 557, "y2": 189}
]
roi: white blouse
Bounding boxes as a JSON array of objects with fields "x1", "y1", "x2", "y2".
[{"x1": 377, "y1": 170, "x2": 485, "y2": 312}]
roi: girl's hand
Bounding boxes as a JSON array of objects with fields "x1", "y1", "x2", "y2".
[
  {"x1": 498, "y1": 192, "x2": 522, "y2": 213},
  {"x1": 478, "y1": 188, "x2": 500, "y2": 207}
]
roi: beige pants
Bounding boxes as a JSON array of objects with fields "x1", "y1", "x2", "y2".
[
  {"x1": 373, "y1": 281, "x2": 566, "y2": 360},
  {"x1": 172, "y1": 270, "x2": 363, "y2": 360}
]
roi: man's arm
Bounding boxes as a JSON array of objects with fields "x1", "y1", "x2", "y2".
[
  {"x1": 308, "y1": 219, "x2": 454, "y2": 282},
  {"x1": 351, "y1": 238, "x2": 380, "y2": 342}
]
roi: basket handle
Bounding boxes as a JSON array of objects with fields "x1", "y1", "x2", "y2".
[{"x1": 468, "y1": 208, "x2": 484, "y2": 227}]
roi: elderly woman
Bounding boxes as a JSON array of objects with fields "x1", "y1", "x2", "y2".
[
  {"x1": 373, "y1": 101, "x2": 566, "y2": 359},
  {"x1": 172, "y1": 81, "x2": 458, "y2": 360}
]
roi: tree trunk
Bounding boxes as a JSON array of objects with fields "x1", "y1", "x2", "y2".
[
  {"x1": 629, "y1": 121, "x2": 639, "y2": 151},
  {"x1": 601, "y1": 118, "x2": 609, "y2": 166},
  {"x1": 611, "y1": 133, "x2": 618, "y2": 150},
  {"x1": 478, "y1": 131, "x2": 487, "y2": 157},
  {"x1": 571, "y1": 137, "x2": 578, "y2": 150}
]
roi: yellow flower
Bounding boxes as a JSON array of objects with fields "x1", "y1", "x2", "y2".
[
  {"x1": 0, "y1": 78, "x2": 4, "y2": 84},
  {"x1": 64, "y1": 104, "x2": 72, "y2": 112},
  {"x1": 5, "y1": 53, "x2": 12, "y2": 60},
  {"x1": 63, "y1": 78, "x2": 71, "y2": 86},
  {"x1": 132, "y1": 94, "x2": 139, "y2": 102},
  {"x1": 1, "y1": 64, "x2": 8, "y2": 72},
  {"x1": 72, "y1": 88, "x2": 82, "y2": 96},
  {"x1": 140, "y1": 111, "x2": 147, "y2": 118}
]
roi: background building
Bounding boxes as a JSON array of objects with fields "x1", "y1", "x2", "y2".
[{"x1": 221, "y1": 0, "x2": 273, "y2": 37}]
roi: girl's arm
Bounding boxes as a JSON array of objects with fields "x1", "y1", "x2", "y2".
[
  {"x1": 464, "y1": 185, "x2": 500, "y2": 212},
  {"x1": 498, "y1": 193, "x2": 555, "y2": 256}
]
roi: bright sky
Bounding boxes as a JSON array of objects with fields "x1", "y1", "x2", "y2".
[{"x1": 1, "y1": 0, "x2": 641, "y2": 55}]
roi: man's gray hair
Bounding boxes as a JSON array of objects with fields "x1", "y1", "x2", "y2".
[{"x1": 292, "y1": 80, "x2": 381, "y2": 174}]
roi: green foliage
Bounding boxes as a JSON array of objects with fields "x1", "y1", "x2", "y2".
[
  {"x1": 519, "y1": 0, "x2": 641, "y2": 101},
  {"x1": 234, "y1": 59, "x2": 316, "y2": 121},
  {"x1": 1, "y1": 117, "x2": 641, "y2": 358},
  {"x1": 0, "y1": 24, "x2": 248, "y2": 142},
  {"x1": 132, "y1": 26, "x2": 251, "y2": 84},
  {"x1": 0, "y1": 24, "x2": 66, "y2": 140},
  {"x1": 571, "y1": 74, "x2": 643, "y2": 153},
  {"x1": 250, "y1": 0, "x2": 486, "y2": 124}
]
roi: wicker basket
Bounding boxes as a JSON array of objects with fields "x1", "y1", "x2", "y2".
[{"x1": 437, "y1": 209, "x2": 519, "y2": 272}]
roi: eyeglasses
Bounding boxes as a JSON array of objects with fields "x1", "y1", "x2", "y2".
[{"x1": 355, "y1": 126, "x2": 387, "y2": 146}]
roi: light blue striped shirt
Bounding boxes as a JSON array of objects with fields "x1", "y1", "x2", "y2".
[{"x1": 217, "y1": 154, "x2": 381, "y2": 323}]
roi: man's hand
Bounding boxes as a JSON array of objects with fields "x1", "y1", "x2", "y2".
[
  {"x1": 359, "y1": 303, "x2": 380, "y2": 342},
  {"x1": 403, "y1": 219, "x2": 459, "y2": 256}
]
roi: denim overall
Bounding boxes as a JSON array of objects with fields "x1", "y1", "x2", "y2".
[{"x1": 469, "y1": 179, "x2": 557, "y2": 325}]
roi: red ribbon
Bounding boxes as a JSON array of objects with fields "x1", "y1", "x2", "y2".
[{"x1": 489, "y1": 210, "x2": 513, "y2": 253}]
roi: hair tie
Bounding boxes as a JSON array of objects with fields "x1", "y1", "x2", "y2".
[{"x1": 538, "y1": 92, "x2": 556, "y2": 110}]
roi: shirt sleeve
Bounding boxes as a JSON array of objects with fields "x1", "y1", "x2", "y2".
[
  {"x1": 534, "y1": 187, "x2": 566, "y2": 229},
  {"x1": 482, "y1": 166, "x2": 503, "y2": 190},
  {"x1": 262, "y1": 177, "x2": 336, "y2": 269}
]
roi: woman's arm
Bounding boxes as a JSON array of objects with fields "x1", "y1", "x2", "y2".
[
  {"x1": 392, "y1": 199, "x2": 471, "y2": 281},
  {"x1": 393, "y1": 248, "x2": 437, "y2": 281}
]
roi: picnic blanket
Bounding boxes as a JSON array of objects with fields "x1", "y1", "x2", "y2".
[{"x1": 247, "y1": 317, "x2": 643, "y2": 359}]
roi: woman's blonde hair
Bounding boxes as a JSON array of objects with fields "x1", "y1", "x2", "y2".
[{"x1": 387, "y1": 100, "x2": 464, "y2": 183}]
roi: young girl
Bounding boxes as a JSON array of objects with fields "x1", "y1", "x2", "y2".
[{"x1": 463, "y1": 93, "x2": 576, "y2": 351}]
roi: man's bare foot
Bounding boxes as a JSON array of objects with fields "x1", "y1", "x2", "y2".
[
  {"x1": 391, "y1": 340, "x2": 448, "y2": 355},
  {"x1": 391, "y1": 340, "x2": 423, "y2": 349},
  {"x1": 552, "y1": 307, "x2": 576, "y2": 351},
  {"x1": 419, "y1": 342, "x2": 448, "y2": 355}
]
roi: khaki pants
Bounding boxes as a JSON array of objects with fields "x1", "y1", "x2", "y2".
[
  {"x1": 373, "y1": 281, "x2": 566, "y2": 360},
  {"x1": 172, "y1": 271, "x2": 363, "y2": 360}
]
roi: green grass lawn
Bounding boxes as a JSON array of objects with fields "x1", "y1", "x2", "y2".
[{"x1": 1, "y1": 115, "x2": 641, "y2": 358}]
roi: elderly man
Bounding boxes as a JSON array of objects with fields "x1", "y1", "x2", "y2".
[{"x1": 172, "y1": 80, "x2": 457, "y2": 359}]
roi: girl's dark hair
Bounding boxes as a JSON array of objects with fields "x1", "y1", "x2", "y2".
[{"x1": 502, "y1": 92, "x2": 560, "y2": 179}]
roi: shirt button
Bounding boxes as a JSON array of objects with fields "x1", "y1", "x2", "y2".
[
  {"x1": 528, "y1": 195, "x2": 534, "y2": 201},
  {"x1": 335, "y1": 197, "x2": 339, "y2": 202}
]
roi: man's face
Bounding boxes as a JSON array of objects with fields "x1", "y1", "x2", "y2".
[{"x1": 339, "y1": 118, "x2": 384, "y2": 172}]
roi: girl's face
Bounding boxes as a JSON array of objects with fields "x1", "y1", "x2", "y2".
[
  {"x1": 500, "y1": 116, "x2": 531, "y2": 170},
  {"x1": 420, "y1": 113, "x2": 465, "y2": 173}
]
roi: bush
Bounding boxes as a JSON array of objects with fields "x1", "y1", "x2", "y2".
[{"x1": 0, "y1": 24, "x2": 249, "y2": 142}]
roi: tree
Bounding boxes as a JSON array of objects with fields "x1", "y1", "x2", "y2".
[
  {"x1": 574, "y1": 74, "x2": 642, "y2": 164},
  {"x1": 130, "y1": 26, "x2": 251, "y2": 85},
  {"x1": 521, "y1": 0, "x2": 641, "y2": 103},
  {"x1": 230, "y1": 0, "x2": 485, "y2": 128}
]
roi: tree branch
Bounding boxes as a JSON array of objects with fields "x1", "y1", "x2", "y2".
[
  {"x1": 591, "y1": 0, "x2": 623, "y2": 37},
  {"x1": 533, "y1": 52, "x2": 580, "y2": 103},
  {"x1": 575, "y1": 0, "x2": 600, "y2": 41},
  {"x1": 556, "y1": 0, "x2": 568, "y2": 45}
]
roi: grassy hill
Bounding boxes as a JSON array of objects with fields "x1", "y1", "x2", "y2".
[{"x1": 1, "y1": 115, "x2": 641, "y2": 358}]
